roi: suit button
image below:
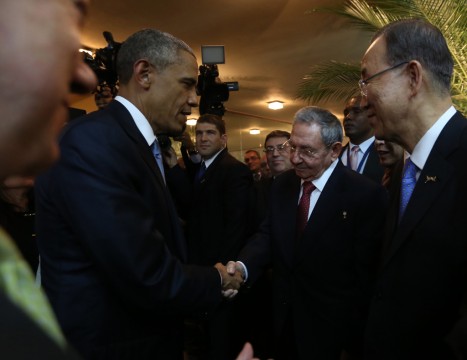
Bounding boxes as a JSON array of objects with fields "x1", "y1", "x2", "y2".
[
  {"x1": 373, "y1": 292, "x2": 382, "y2": 301},
  {"x1": 282, "y1": 301, "x2": 288, "y2": 306}
]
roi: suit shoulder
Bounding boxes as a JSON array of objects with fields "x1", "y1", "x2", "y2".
[
  {"x1": 273, "y1": 169, "x2": 298, "y2": 187},
  {"x1": 221, "y1": 152, "x2": 251, "y2": 172},
  {"x1": 340, "y1": 166, "x2": 385, "y2": 192}
]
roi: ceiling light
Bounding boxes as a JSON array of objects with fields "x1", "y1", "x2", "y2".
[
  {"x1": 186, "y1": 118, "x2": 197, "y2": 126},
  {"x1": 249, "y1": 129, "x2": 260, "y2": 135},
  {"x1": 79, "y1": 48, "x2": 94, "y2": 57},
  {"x1": 267, "y1": 100, "x2": 284, "y2": 110}
]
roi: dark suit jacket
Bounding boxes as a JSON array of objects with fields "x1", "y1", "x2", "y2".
[
  {"x1": 238, "y1": 163, "x2": 387, "y2": 359},
  {"x1": 35, "y1": 101, "x2": 222, "y2": 360},
  {"x1": 189, "y1": 149, "x2": 255, "y2": 265},
  {"x1": 340, "y1": 140, "x2": 384, "y2": 184},
  {"x1": 365, "y1": 111, "x2": 467, "y2": 360},
  {"x1": 168, "y1": 148, "x2": 255, "y2": 266},
  {"x1": 0, "y1": 291, "x2": 81, "y2": 360}
]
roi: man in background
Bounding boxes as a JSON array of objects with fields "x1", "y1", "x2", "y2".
[
  {"x1": 255, "y1": 130, "x2": 292, "y2": 221},
  {"x1": 244, "y1": 149, "x2": 263, "y2": 181},
  {"x1": 340, "y1": 96, "x2": 384, "y2": 183}
]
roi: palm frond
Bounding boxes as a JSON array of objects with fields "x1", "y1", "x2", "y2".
[
  {"x1": 296, "y1": 62, "x2": 361, "y2": 104},
  {"x1": 302, "y1": 0, "x2": 467, "y2": 112}
]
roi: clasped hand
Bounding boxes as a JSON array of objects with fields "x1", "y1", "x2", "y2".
[{"x1": 214, "y1": 261, "x2": 245, "y2": 299}]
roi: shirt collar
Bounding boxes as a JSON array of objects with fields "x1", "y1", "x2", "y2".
[
  {"x1": 410, "y1": 105, "x2": 456, "y2": 170},
  {"x1": 349, "y1": 136, "x2": 375, "y2": 154},
  {"x1": 115, "y1": 96, "x2": 156, "y2": 146},
  {"x1": 301, "y1": 158, "x2": 338, "y2": 192},
  {"x1": 203, "y1": 148, "x2": 224, "y2": 168}
]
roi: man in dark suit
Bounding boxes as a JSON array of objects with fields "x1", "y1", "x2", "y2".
[
  {"x1": 340, "y1": 96, "x2": 384, "y2": 183},
  {"x1": 0, "y1": 0, "x2": 97, "y2": 358},
  {"x1": 227, "y1": 106, "x2": 387, "y2": 359},
  {"x1": 244, "y1": 149, "x2": 263, "y2": 182},
  {"x1": 360, "y1": 19, "x2": 467, "y2": 359},
  {"x1": 254, "y1": 130, "x2": 292, "y2": 222},
  {"x1": 166, "y1": 114, "x2": 255, "y2": 358},
  {"x1": 35, "y1": 29, "x2": 242, "y2": 360},
  {"x1": 186, "y1": 114, "x2": 255, "y2": 267}
]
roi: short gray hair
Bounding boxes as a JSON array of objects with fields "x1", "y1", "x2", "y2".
[
  {"x1": 116, "y1": 29, "x2": 195, "y2": 84},
  {"x1": 293, "y1": 106, "x2": 343, "y2": 146}
]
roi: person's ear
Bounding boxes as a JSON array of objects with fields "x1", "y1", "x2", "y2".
[
  {"x1": 330, "y1": 142, "x2": 342, "y2": 160},
  {"x1": 134, "y1": 59, "x2": 152, "y2": 89},
  {"x1": 407, "y1": 60, "x2": 423, "y2": 97}
]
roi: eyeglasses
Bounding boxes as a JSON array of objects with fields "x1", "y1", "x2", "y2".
[
  {"x1": 287, "y1": 140, "x2": 329, "y2": 160},
  {"x1": 263, "y1": 140, "x2": 290, "y2": 154},
  {"x1": 358, "y1": 61, "x2": 409, "y2": 97}
]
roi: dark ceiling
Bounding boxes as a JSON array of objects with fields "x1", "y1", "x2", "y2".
[{"x1": 71, "y1": 0, "x2": 371, "y2": 154}]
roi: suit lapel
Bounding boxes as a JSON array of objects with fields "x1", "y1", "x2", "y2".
[
  {"x1": 108, "y1": 101, "x2": 166, "y2": 188},
  {"x1": 193, "y1": 148, "x2": 227, "y2": 200},
  {"x1": 295, "y1": 163, "x2": 345, "y2": 258},
  {"x1": 276, "y1": 172, "x2": 301, "y2": 266},
  {"x1": 106, "y1": 101, "x2": 187, "y2": 261},
  {"x1": 382, "y1": 112, "x2": 466, "y2": 268}
]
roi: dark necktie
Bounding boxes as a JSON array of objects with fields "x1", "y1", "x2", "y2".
[
  {"x1": 195, "y1": 161, "x2": 206, "y2": 184},
  {"x1": 151, "y1": 140, "x2": 165, "y2": 183},
  {"x1": 399, "y1": 157, "x2": 418, "y2": 221},
  {"x1": 296, "y1": 181, "x2": 315, "y2": 237}
]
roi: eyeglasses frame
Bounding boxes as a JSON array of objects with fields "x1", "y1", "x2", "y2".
[{"x1": 358, "y1": 61, "x2": 409, "y2": 97}]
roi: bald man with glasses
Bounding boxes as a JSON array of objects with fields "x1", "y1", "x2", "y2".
[{"x1": 360, "y1": 19, "x2": 467, "y2": 360}]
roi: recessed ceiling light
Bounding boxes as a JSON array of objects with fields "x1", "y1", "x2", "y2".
[
  {"x1": 249, "y1": 129, "x2": 260, "y2": 135},
  {"x1": 267, "y1": 100, "x2": 284, "y2": 110},
  {"x1": 186, "y1": 118, "x2": 197, "y2": 126}
]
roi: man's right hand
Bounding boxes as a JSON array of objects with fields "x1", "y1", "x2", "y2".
[{"x1": 214, "y1": 262, "x2": 244, "y2": 299}]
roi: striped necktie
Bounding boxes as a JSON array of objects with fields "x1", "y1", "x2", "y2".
[
  {"x1": 399, "y1": 158, "x2": 418, "y2": 221},
  {"x1": 296, "y1": 181, "x2": 315, "y2": 237},
  {"x1": 349, "y1": 145, "x2": 360, "y2": 171},
  {"x1": 151, "y1": 140, "x2": 166, "y2": 183}
]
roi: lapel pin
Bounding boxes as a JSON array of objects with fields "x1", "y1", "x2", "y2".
[
  {"x1": 342, "y1": 211, "x2": 347, "y2": 220},
  {"x1": 424, "y1": 175, "x2": 437, "y2": 183}
]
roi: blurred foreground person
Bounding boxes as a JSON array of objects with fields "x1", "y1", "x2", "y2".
[{"x1": 0, "y1": 0, "x2": 97, "y2": 358}]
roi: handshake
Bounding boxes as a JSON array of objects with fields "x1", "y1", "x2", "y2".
[{"x1": 214, "y1": 261, "x2": 246, "y2": 299}]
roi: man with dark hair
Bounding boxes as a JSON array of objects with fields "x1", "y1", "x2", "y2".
[
  {"x1": 244, "y1": 149, "x2": 263, "y2": 181},
  {"x1": 263, "y1": 130, "x2": 292, "y2": 178},
  {"x1": 360, "y1": 19, "x2": 467, "y2": 359},
  {"x1": 35, "y1": 29, "x2": 242, "y2": 359},
  {"x1": 340, "y1": 96, "x2": 384, "y2": 183},
  {"x1": 254, "y1": 130, "x2": 292, "y2": 222},
  {"x1": 166, "y1": 113, "x2": 254, "y2": 358},
  {"x1": 228, "y1": 106, "x2": 387, "y2": 359}
]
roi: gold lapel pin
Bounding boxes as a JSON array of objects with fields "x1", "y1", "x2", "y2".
[{"x1": 424, "y1": 175, "x2": 437, "y2": 183}]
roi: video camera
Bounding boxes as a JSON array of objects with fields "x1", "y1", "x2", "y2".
[
  {"x1": 84, "y1": 31, "x2": 122, "y2": 97},
  {"x1": 197, "y1": 46, "x2": 238, "y2": 117}
]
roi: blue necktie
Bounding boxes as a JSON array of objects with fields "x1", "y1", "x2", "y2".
[
  {"x1": 195, "y1": 161, "x2": 206, "y2": 184},
  {"x1": 151, "y1": 140, "x2": 165, "y2": 183},
  {"x1": 399, "y1": 158, "x2": 417, "y2": 221}
]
